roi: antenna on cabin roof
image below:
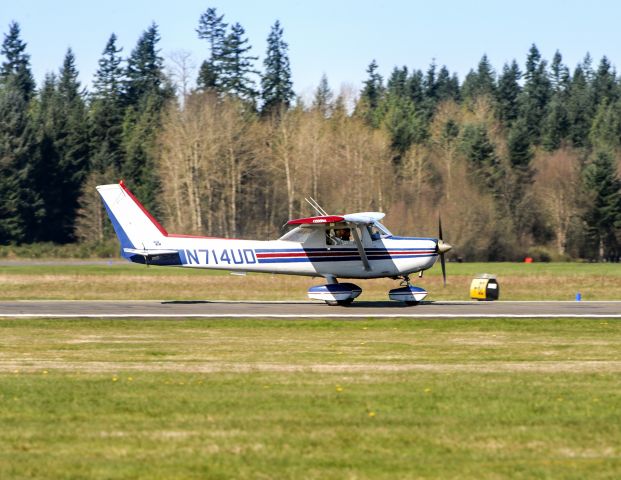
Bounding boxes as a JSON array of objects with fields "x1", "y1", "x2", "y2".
[{"x1": 305, "y1": 197, "x2": 329, "y2": 216}]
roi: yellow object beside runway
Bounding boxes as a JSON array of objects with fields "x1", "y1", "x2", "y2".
[{"x1": 470, "y1": 274, "x2": 500, "y2": 300}]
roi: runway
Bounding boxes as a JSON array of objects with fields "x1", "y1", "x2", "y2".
[{"x1": 0, "y1": 300, "x2": 619, "y2": 318}]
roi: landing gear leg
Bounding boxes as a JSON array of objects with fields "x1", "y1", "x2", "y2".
[{"x1": 400, "y1": 276, "x2": 419, "y2": 305}]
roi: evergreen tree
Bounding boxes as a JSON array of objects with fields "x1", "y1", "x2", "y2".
[
  {"x1": 506, "y1": 118, "x2": 539, "y2": 241},
  {"x1": 590, "y1": 100, "x2": 621, "y2": 149},
  {"x1": 567, "y1": 65, "x2": 593, "y2": 147},
  {"x1": 121, "y1": 24, "x2": 173, "y2": 214},
  {"x1": 124, "y1": 23, "x2": 170, "y2": 107},
  {"x1": 460, "y1": 124, "x2": 504, "y2": 197},
  {"x1": 92, "y1": 33, "x2": 124, "y2": 101},
  {"x1": 461, "y1": 54, "x2": 496, "y2": 101},
  {"x1": 507, "y1": 118, "x2": 534, "y2": 180},
  {"x1": 312, "y1": 74, "x2": 333, "y2": 116},
  {"x1": 549, "y1": 50, "x2": 570, "y2": 92},
  {"x1": 357, "y1": 59, "x2": 384, "y2": 127},
  {"x1": 541, "y1": 93, "x2": 569, "y2": 150},
  {"x1": 382, "y1": 96, "x2": 427, "y2": 161},
  {"x1": 386, "y1": 66, "x2": 408, "y2": 98},
  {"x1": 435, "y1": 66, "x2": 459, "y2": 102},
  {"x1": 406, "y1": 69, "x2": 425, "y2": 105},
  {"x1": 196, "y1": 7, "x2": 227, "y2": 90},
  {"x1": 582, "y1": 151, "x2": 621, "y2": 260},
  {"x1": 219, "y1": 22, "x2": 259, "y2": 102},
  {"x1": 541, "y1": 51, "x2": 570, "y2": 150},
  {"x1": 0, "y1": 81, "x2": 42, "y2": 243},
  {"x1": 592, "y1": 56, "x2": 617, "y2": 107},
  {"x1": 34, "y1": 49, "x2": 89, "y2": 243},
  {"x1": 121, "y1": 95, "x2": 164, "y2": 213},
  {"x1": 519, "y1": 44, "x2": 552, "y2": 143},
  {"x1": 0, "y1": 21, "x2": 35, "y2": 101},
  {"x1": 495, "y1": 60, "x2": 522, "y2": 125},
  {"x1": 89, "y1": 33, "x2": 125, "y2": 174},
  {"x1": 424, "y1": 61, "x2": 438, "y2": 102},
  {"x1": 261, "y1": 20, "x2": 294, "y2": 115},
  {"x1": 0, "y1": 22, "x2": 41, "y2": 242}
]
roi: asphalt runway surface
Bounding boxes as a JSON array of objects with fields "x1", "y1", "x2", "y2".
[{"x1": 0, "y1": 300, "x2": 619, "y2": 318}]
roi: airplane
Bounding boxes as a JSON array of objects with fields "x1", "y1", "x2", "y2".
[{"x1": 97, "y1": 181, "x2": 452, "y2": 306}]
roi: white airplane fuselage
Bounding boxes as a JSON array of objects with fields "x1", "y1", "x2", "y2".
[{"x1": 129, "y1": 235, "x2": 439, "y2": 279}]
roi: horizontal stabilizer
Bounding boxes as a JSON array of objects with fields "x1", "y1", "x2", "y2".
[{"x1": 123, "y1": 248, "x2": 179, "y2": 257}]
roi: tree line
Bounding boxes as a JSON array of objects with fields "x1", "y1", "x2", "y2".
[{"x1": 0, "y1": 8, "x2": 620, "y2": 261}]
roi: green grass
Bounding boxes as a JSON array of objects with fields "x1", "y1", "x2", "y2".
[{"x1": 1, "y1": 318, "x2": 620, "y2": 479}]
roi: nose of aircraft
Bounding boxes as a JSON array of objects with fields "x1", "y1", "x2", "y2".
[{"x1": 437, "y1": 239, "x2": 452, "y2": 254}]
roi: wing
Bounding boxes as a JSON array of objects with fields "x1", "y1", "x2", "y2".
[
  {"x1": 286, "y1": 212, "x2": 384, "y2": 226},
  {"x1": 286, "y1": 215, "x2": 346, "y2": 225}
]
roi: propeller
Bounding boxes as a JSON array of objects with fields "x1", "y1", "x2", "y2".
[{"x1": 436, "y1": 217, "x2": 452, "y2": 287}]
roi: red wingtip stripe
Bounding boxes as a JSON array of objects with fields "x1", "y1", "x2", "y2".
[
  {"x1": 287, "y1": 215, "x2": 345, "y2": 225},
  {"x1": 118, "y1": 181, "x2": 169, "y2": 236}
]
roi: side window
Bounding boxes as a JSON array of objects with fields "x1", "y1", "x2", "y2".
[{"x1": 326, "y1": 227, "x2": 353, "y2": 245}]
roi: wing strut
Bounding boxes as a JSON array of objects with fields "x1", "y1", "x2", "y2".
[{"x1": 348, "y1": 223, "x2": 371, "y2": 271}]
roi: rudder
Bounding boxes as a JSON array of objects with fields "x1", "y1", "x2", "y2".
[{"x1": 96, "y1": 181, "x2": 168, "y2": 255}]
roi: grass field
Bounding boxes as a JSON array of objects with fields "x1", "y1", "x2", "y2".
[
  {"x1": 1, "y1": 317, "x2": 620, "y2": 479},
  {"x1": 1, "y1": 261, "x2": 621, "y2": 300},
  {"x1": 1, "y1": 262, "x2": 620, "y2": 478}
]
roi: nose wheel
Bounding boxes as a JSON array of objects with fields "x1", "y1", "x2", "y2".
[{"x1": 389, "y1": 275, "x2": 428, "y2": 305}]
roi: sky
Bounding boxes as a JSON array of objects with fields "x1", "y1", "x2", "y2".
[{"x1": 2, "y1": 0, "x2": 621, "y2": 100}]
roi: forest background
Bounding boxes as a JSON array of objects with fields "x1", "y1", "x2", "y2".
[{"x1": 0, "y1": 7, "x2": 620, "y2": 261}]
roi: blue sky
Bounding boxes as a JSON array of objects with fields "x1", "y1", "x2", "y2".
[{"x1": 2, "y1": 0, "x2": 620, "y2": 98}]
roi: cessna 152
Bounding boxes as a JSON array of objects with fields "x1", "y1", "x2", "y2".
[{"x1": 97, "y1": 181, "x2": 452, "y2": 306}]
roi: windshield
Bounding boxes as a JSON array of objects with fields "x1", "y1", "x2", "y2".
[
  {"x1": 279, "y1": 226, "x2": 312, "y2": 242},
  {"x1": 367, "y1": 221, "x2": 392, "y2": 240},
  {"x1": 373, "y1": 221, "x2": 392, "y2": 236}
]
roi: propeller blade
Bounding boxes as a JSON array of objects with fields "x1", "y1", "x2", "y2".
[
  {"x1": 440, "y1": 249, "x2": 447, "y2": 287},
  {"x1": 437, "y1": 215, "x2": 450, "y2": 287}
]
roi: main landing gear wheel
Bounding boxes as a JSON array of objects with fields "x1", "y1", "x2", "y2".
[
  {"x1": 325, "y1": 298, "x2": 355, "y2": 306},
  {"x1": 308, "y1": 282, "x2": 362, "y2": 306}
]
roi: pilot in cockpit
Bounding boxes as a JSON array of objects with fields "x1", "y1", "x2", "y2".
[{"x1": 334, "y1": 228, "x2": 351, "y2": 243}]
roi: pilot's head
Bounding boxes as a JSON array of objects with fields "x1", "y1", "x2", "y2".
[{"x1": 336, "y1": 228, "x2": 350, "y2": 239}]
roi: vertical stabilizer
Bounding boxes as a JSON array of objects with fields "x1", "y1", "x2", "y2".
[{"x1": 96, "y1": 181, "x2": 167, "y2": 253}]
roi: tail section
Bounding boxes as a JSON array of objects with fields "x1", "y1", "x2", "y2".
[{"x1": 96, "y1": 181, "x2": 168, "y2": 258}]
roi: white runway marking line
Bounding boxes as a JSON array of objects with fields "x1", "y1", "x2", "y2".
[{"x1": 1, "y1": 314, "x2": 620, "y2": 318}]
